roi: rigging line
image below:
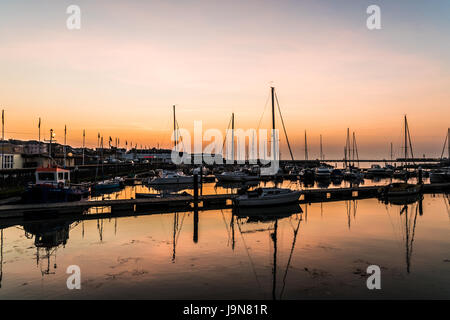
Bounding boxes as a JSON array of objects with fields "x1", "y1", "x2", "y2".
[
  {"x1": 406, "y1": 121, "x2": 415, "y2": 163},
  {"x1": 236, "y1": 221, "x2": 265, "y2": 297},
  {"x1": 440, "y1": 133, "x2": 448, "y2": 160},
  {"x1": 175, "y1": 120, "x2": 186, "y2": 152},
  {"x1": 256, "y1": 92, "x2": 271, "y2": 131},
  {"x1": 279, "y1": 214, "x2": 302, "y2": 299},
  {"x1": 221, "y1": 114, "x2": 233, "y2": 155},
  {"x1": 353, "y1": 133, "x2": 360, "y2": 165},
  {"x1": 274, "y1": 92, "x2": 294, "y2": 161}
]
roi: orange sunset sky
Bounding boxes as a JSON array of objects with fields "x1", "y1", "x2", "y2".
[{"x1": 0, "y1": 0, "x2": 449, "y2": 159}]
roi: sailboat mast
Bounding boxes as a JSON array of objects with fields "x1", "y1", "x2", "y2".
[
  {"x1": 345, "y1": 128, "x2": 352, "y2": 166},
  {"x1": 404, "y1": 115, "x2": 408, "y2": 165},
  {"x1": 64, "y1": 125, "x2": 67, "y2": 167},
  {"x1": 320, "y1": 134, "x2": 323, "y2": 161},
  {"x1": 82, "y1": 129, "x2": 85, "y2": 166},
  {"x1": 173, "y1": 105, "x2": 177, "y2": 151},
  {"x1": 390, "y1": 142, "x2": 393, "y2": 163},
  {"x1": 304, "y1": 131, "x2": 308, "y2": 161},
  {"x1": 271, "y1": 87, "x2": 276, "y2": 162},
  {"x1": 231, "y1": 113, "x2": 235, "y2": 163},
  {"x1": 448, "y1": 128, "x2": 450, "y2": 160}
]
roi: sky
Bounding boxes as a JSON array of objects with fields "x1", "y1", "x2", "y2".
[{"x1": 0, "y1": 0, "x2": 449, "y2": 159}]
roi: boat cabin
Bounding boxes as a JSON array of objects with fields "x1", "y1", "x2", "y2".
[{"x1": 35, "y1": 167, "x2": 70, "y2": 186}]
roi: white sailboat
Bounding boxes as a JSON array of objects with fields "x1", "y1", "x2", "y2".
[
  {"x1": 234, "y1": 187, "x2": 301, "y2": 207},
  {"x1": 147, "y1": 170, "x2": 193, "y2": 185}
]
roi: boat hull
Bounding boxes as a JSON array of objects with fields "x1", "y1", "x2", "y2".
[
  {"x1": 235, "y1": 191, "x2": 301, "y2": 207},
  {"x1": 22, "y1": 186, "x2": 87, "y2": 204},
  {"x1": 215, "y1": 174, "x2": 259, "y2": 182},
  {"x1": 148, "y1": 177, "x2": 193, "y2": 185}
]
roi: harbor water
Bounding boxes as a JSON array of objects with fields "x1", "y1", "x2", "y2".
[{"x1": 0, "y1": 180, "x2": 449, "y2": 299}]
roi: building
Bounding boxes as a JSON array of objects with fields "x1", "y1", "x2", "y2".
[
  {"x1": 0, "y1": 143, "x2": 24, "y2": 169},
  {"x1": 123, "y1": 148, "x2": 175, "y2": 163},
  {"x1": 23, "y1": 141, "x2": 48, "y2": 155}
]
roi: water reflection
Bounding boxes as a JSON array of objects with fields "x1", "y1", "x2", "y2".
[
  {"x1": 233, "y1": 204, "x2": 303, "y2": 300},
  {"x1": 23, "y1": 220, "x2": 72, "y2": 276},
  {"x1": 384, "y1": 195, "x2": 424, "y2": 274},
  {"x1": 0, "y1": 193, "x2": 448, "y2": 299}
]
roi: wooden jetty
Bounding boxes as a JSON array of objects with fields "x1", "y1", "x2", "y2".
[{"x1": 0, "y1": 183, "x2": 448, "y2": 219}]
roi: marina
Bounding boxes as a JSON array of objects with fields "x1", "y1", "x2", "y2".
[{"x1": 1, "y1": 0, "x2": 449, "y2": 304}]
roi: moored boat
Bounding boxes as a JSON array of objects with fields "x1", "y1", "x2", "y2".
[
  {"x1": 22, "y1": 167, "x2": 90, "y2": 203},
  {"x1": 215, "y1": 170, "x2": 259, "y2": 182},
  {"x1": 429, "y1": 167, "x2": 450, "y2": 183},
  {"x1": 147, "y1": 170, "x2": 193, "y2": 185},
  {"x1": 380, "y1": 182, "x2": 422, "y2": 197},
  {"x1": 367, "y1": 164, "x2": 386, "y2": 176},
  {"x1": 92, "y1": 177, "x2": 124, "y2": 191},
  {"x1": 315, "y1": 167, "x2": 332, "y2": 180},
  {"x1": 234, "y1": 188, "x2": 300, "y2": 207}
]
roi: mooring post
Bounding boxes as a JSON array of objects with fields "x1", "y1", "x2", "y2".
[
  {"x1": 194, "y1": 173, "x2": 199, "y2": 204},
  {"x1": 199, "y1": 168, "x2": 203, "y2": 196},
  {"x1": 193, "y1": 173, "x2": 199, "y2": 243}
]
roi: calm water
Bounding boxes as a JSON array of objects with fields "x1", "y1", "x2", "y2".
[{"x1": 0, "y1": 181, "x2": 449, "y2": 299}]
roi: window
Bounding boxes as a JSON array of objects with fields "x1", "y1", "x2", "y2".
[
  {"x1": 64, "y1": 172, "x2": 69, "y2": 180},
  {"x1": 2, "y1": 155, "x2": 14, "y2": 169},
  {"x1": 38, "y1": 172, "x2": 55, "y2": 181},
  {"x1": 58, "y1": 172, "x2": 64, "y2": 180}
]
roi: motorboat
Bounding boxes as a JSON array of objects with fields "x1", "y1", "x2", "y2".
[
  {"x1": 234, "y1": 188, "x2": 301, "y2": 207},
  {"x1": 92, "y1": 177, "x2": 124, "y2": 191},
  {"x1": 315, "y1": 167, "x2": 332, "y2": 180},
  {"x1": 344, "y1": 168, "x2": 363, "y2": 181},
  {"x1": 299, "y1": 168, "x2": 315, "y2": 181},
  {"x1": 393, "y1": 169, "x2": 409, "y2": 180},
  {"x1": 379, "y1": 183, "x2": 421, "y2": 197},
  {"x1": 22, "y1": 167, "x2": 90, "y2": 203},
  {"x1": 215, "y1": 170, "x2": 259, "y2": 182},
  {"x1": 147, "y1": 170, "x2": 193, "y2": 185},
  {"x1": 330, "y1": 169, "x2": 344, "y2": 180},
  {"x1": 429, "y1": 167, "x2": 450, "y2": 183},
  {"x1": 367, "y1": 164, "x2": 386, "y2": 176}
]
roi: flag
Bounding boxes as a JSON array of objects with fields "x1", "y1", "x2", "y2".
[
  {"x1": 1, "y1": 110, "x2": 3, "y2": 125},
  {"x1": 98, "y1": 132, "x2": 100, "y2": 139},
  {"x1": 38, "y1": 118, "x2": 41, "y2": 129},
  {"x1": 83, "y1": 129, "x2": 85, "y2": 137}
]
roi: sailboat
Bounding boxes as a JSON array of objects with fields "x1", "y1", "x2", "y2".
[
  {"x1": 343, "y1": 129, "x2": 363, "y2": 181},
  {"x1": 430, "y1": 128, "x2": 450, "y2": 183},
  {"x1": 394, "y1": 115, "x2": 414, "y2": 180},
  {"x1": 215, "y1": 113, "x2": 260, "y2": 182},
  {"x1": 148, "y1": 106, "x2": 194, "y2": 185},
  {"x1": 234, "y1": 87, "x2": 300, "y2": 207}
]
